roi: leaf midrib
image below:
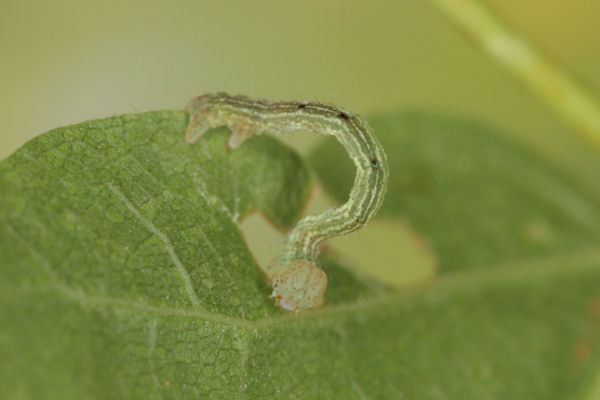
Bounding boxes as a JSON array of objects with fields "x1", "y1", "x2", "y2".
[{"x1": 11, "y1": 245, "x2": 600, "y2": 330}]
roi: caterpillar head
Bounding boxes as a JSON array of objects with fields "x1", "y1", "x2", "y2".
[{"x1": 271, "y1": 259, "x2": 327, "y2": 311}]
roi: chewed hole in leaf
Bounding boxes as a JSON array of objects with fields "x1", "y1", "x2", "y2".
[
  {"x1": 239, "y1": 212, "x2": 285, "y2": 279},
  {"x1": 326, "y1": 219, "x2": 436, "y2": 287}
]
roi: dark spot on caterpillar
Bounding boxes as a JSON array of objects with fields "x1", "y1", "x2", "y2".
[
  {"x1": 355, "y1": 216, "x2": 367, "y2": 224},
  {"x1": 338, "y1": 112, "x2": 349, "y2": 120},
  {"x1": 298, "y1": 104, "x2": 306, "y2": 109},
  {"x1": 371, "y1": 158, "x2": 379, "y2": 169}
]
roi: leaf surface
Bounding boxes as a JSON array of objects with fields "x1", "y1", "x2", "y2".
[{"x1": 1, "y1": 111, "x2": 600, "y2": 399}]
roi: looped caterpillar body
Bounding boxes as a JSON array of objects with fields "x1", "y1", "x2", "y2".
[{"x1": 186, "y1": 93, "x2": 388, "y2": 311}]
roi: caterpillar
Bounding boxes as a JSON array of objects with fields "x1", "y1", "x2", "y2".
[{"x1": 185, "y1": 93, "x2": 388, "y2": 311}]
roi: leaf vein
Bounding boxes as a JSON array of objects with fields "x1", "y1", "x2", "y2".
[{"x1": 106, "y1": 182, "x2": 200, "y2": 307}]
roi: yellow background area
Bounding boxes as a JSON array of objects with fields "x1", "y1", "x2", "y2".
[{"x1": 2, "y1": 0, "x2": 599, "y2": 285}]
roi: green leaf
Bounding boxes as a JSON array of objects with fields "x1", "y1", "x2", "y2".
[{"x1": 2, "y1": 110, "x2": 600, "y2": 399}]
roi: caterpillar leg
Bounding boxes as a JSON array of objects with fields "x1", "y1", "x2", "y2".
[
  {"x1": 185, "y1": 113, "x2": 258, "y2": 148},
  {"x1": 226, "y1": 120, "x2": 260, "y2": 149},
  {"x1": 271, "y1": 259, "x2": 327, "y2": 311},
  {"x1": 184, "y1": 114, "x2": 212, "y2": 144}
]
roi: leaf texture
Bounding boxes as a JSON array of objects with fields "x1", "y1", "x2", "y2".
[{"x1": 1, "y1": 111, "x2": 600, "y2": 399}]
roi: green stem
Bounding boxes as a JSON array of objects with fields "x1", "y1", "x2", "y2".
[{"x1": 430, "y1": 0, "x2": 600, "y2": 151}]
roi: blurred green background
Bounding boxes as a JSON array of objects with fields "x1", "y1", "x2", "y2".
[{"x1": 2, "y1": 0, "x2": 599, "y2": 285}]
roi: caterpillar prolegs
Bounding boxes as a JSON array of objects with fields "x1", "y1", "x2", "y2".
[{"x1": 185, "y1": 93, "x2": 388, "y2": 311}]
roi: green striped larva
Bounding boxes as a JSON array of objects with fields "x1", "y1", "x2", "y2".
[{"x1": 186, "y1": 93, "x2": 388, "y2": 311}]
